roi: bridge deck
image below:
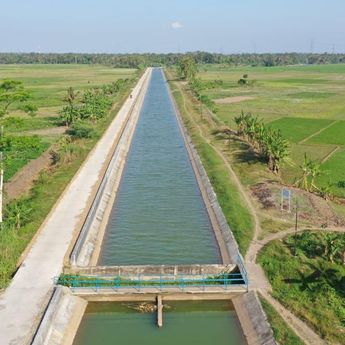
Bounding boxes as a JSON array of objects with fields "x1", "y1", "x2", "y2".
[{"x1": 71, "y1": 285, "x2": 248, "y2": 296}]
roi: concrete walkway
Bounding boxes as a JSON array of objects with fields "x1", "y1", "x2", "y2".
[{"x1": 0, "y1": 69, "x2": 151, "y2": 345}]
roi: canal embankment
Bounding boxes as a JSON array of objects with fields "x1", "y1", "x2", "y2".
[{"x1": 0, "y1": 69, "x2": 151, "y2": 345}]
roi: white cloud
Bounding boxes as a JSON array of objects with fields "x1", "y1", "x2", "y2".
[{"x1": 171, "y1": 21, "x2": 183, "y2": 30}]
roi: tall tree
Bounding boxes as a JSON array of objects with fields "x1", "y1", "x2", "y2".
[
  {"x1": 0, "y1": 80, "x2": 33, "y2": 117},
  {"x1": 177, "y1": 55, "x2": 197, "y2": 81}
]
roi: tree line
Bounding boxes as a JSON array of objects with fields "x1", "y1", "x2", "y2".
[{"x1": 1, "y1": 52, "x2": 345, "y2": 67}]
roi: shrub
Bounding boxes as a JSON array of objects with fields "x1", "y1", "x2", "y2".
[
  {"x1": 4, "y1": 200, "x2": 32, "y2": 230},
  {"x1": 66, "y1": 122, "x2": 95, "y2": 139}
]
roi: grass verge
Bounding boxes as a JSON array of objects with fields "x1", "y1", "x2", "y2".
[
  {"x1": 258, "y1": 231, "x2": 345, "y2": 344},
  {"x1": 260, "y1": 296, "x2": 305, "y2": 345}
]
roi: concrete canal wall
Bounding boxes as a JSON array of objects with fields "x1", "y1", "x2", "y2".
[{"x1": 31, "y1": 287, "x2": 86, "y2": 345}]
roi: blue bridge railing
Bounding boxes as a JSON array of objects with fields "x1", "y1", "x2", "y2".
[{"x1": 55, "y1": 272, "x2": 247, "y2": 292}]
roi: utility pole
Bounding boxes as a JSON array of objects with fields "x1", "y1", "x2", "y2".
[
  {"x1": 0, "y1": 125, "x2": 3, "y2": 225},
  {"x1": 294, "y1": 199, "x2": 299, "y2": 256}
]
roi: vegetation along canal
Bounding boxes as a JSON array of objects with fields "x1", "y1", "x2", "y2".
[
  {"x1": 99, "y1": 68, "x2": 222, "y2": 265},
  {"x1": 74, "y1": 69, "x2": 244, "y2": 344}
]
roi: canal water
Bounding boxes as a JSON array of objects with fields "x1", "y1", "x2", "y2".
[
  {"x1": 99, "y1": 68, "x2": 221, "y2": 265},
  {"x1": 73, "y1": 301, "x2": 246, "y2": 345}
]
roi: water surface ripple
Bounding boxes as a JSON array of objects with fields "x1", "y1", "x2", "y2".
[{"x1": 99, "y1": 68, "x2": 221, "y2": 265}]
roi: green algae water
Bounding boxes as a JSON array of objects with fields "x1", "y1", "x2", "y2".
[
  {"x1": 73, "y1": 301, "x2": 246, "y2": 345},
  {"x1": 99, "y1": 68, "x2": 221, "y2": 265}
]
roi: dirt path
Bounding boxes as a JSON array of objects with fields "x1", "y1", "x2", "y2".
[
  {"x1": 249, "y1": 226, "x2": 345, "y2": 265},
  {"x1": 173, "y1": 81, "x2": 341, "y2": 345},
  {"x1": 5, "y1": 150, "x2": 52, "y2": 201},
  {"x1": 260, "y1": 291, "x2": 327, "y2": 345},
  {"x1": 23, "y1": 126, "x2": 67, "y2": 136},
  {"x1": 321, "y1": 145, "x2": 340, "y2": 163},
  {"x1": 215, "y1": 96, "x2": 255, "y2": 104}
]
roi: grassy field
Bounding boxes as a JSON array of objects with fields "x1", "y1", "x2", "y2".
[
  {"x1": 198, "y1": 64, "x2": 345, "y2": 197},
  {"x1": 0, "y1": 64, "x2": 135, "y2": 110},
  {"x1": 0, "y1": 65, "x2": 136, "y2": 181},
  {"x1": 258, "y1": 232, "x2": 345, "y2": 344}
]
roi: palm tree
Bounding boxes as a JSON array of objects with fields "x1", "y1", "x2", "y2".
[
  {"x1": 262, "y1": 129, "x2": 289, "y2": 173},
  {"x1": 322, "y1": 233, "x2": 344, "y2": 263},
  {"x1": 309, "y1": 160, "x2": 322, "y2": 191},
  {"x1": 254, "y1": 122, "x2": 267, "y2": 154},
  {"x1": 5, "y1": 201, "x2": 32, "y2": 229},
  {"x1": 295, "y1": 153, "x2": 311, "y2": 191},
  {"x1": 64, "y1": 87, "x2": 79, "y2": 106},
  {"x1": 295, "y1": 154, "x2": 324, "y2": 192},
  {"x1": 234, "y1": 112, "x2": 247, "y2": 137}
]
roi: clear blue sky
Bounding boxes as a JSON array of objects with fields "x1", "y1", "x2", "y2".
[{"x1": 1, "y1": 0, "x2": 344, "y2": 53}]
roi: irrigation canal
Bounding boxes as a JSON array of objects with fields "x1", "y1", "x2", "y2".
[
  {"x1": 74, "y1": 68, "x2": 245, "y2": 344},
  {"x1": 99, "y1": 68, "x2": 221, "y2": 265}
]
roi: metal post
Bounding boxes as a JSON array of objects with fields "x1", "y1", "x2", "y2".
[
  {"x1": 0, "y1": 125, "x2": 4, "y2": 225},
  {"x1": 294, "y1": 200, "x2": 298, "y2": 256},
  {"x1": 0, "y1": 152, "x2": 3, "y2": 224}
]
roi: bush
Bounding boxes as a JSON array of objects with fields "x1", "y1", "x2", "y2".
[
  {"x1": 49, "y1": 149, "x2": 61, "y2": 165},
  {"x1": 0, "y1": 135, "x2": 49, "y2": 181},
  {"x1": 4, "y1": 200, "x2": 32, "y2": 230},
  {"x1": 66, "y1": 122, "x2": 95, "y2": 139},
  {"x1": 258, "y1": 233, "x2": 345, "y2": 343}
]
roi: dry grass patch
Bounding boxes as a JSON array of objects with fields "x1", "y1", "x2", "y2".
[{"x1": 214, "y1": 96, "x2": 255, "y2": 104}]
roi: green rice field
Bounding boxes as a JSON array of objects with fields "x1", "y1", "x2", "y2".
[{"x1": 199, "y1": 64, "x2": 345, "y2": 197}]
